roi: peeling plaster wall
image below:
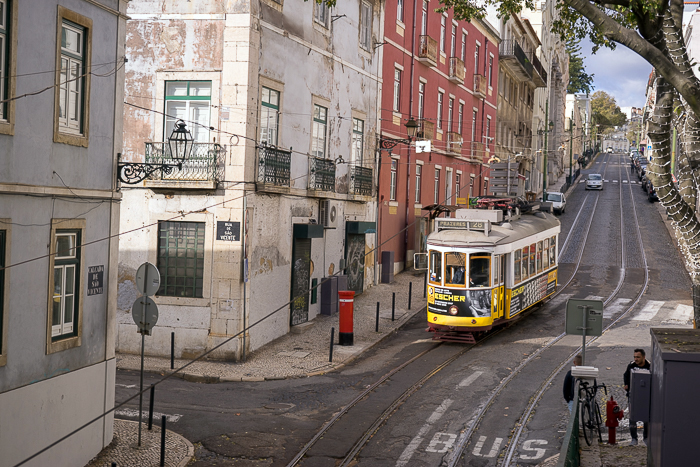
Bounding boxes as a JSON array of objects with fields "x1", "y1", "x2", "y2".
[{"x1": 119, "y1": 0, "x2": 379, "y2": 360}]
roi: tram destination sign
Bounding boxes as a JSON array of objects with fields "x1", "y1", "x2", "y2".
[{"x1": 437, "y1": 219, "x2": 490, "y2": 234}]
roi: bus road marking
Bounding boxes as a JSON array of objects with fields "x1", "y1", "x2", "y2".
[
  {"x1": 473, "y1": 436, "x2": 503, "y2": 457},
  {"x1": 396, "y1": 399, "x2": 454, "y2": 466},
  {"x1": 520, "y1": 439, "x2": 548, "y2": 459}
]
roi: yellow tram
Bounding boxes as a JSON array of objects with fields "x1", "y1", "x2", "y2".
[{"x1": 422, "y1": 209, "x2": 560, "y2": 343}]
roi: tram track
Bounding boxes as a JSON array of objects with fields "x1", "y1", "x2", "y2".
[
  {"x1": 440, "y1": 152, "x2": 651, "y2": 466},
  {"x1": 286, "y1": 153, "x2": 650, "y2": 467}
]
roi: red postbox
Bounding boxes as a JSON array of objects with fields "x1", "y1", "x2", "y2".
[
  {"x1": 338, "y1": 291, "x2": 355, "y2": 346},
  {"x1": 605, "y1": 395, "x2": 624, "y2": 444}
]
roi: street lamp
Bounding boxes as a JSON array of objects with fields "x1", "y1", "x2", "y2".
[
  {"x1": 379, "y1": 118, "x2": 419, "y2": 151},
  {"x1": 569, "y1": 112, "x2": 575, "y2": 184},
  {"x1": 118, "y1": 119, "x2": 194, "y2": 184}
]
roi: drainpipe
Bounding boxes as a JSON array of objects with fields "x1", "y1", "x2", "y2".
[{"x1": 403, "y1": 0, "x2": 418, "y2": 266}]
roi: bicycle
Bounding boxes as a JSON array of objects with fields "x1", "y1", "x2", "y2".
[{"x1": 578, "y1": 380, "x2": 607, "y2": 445}]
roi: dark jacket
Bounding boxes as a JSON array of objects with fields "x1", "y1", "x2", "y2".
[
  {"x1": 623, "y1": 359, "x2": 651, "y2": 396},
  {"x1": 563, "y1": 370, "x2": 575, "y2": 402}
]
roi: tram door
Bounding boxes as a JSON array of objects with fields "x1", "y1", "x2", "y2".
[{"x1": 493, "y1": 255, "x2": 506, "y2": 318}]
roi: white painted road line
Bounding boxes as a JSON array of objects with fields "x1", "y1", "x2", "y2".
[
  {"x1": 604, "y1": 298, "x2": 632, "y2": 318},
  {"x1": 396, "y1": 399, "x2": 454, "y2": 466},
  {"x1": 549, "y1": 293, "x2": 574, "y2": 308},
  {"x1": 584, "y1": 295, "x2": 604, "y2": 301},
  {"x1": 115, "y1": 383, "x2": 137, "y2": 389},
  {"x1": 632, "y1": 300, "x2": 665, "y2": 321},
  {"x1": 662, "y1": 304, "x2": 693, "y2": 324},
  {"x1": 115, "y1": 408, "x2": 182, "y2": 423},
  {"x1": 458, "y1": 371, "x2": 484, "y2": 388}
]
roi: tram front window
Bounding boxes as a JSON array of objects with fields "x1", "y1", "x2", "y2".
[
  {"x1": 469, "y1": 254, "x2": 490, "y2": 287},
  {"x1": 445, "y1": 252, "x2": 466, "y2": 287},
  {"x1": 429, "y1": 250, "x2": 442, "y2": 284}
]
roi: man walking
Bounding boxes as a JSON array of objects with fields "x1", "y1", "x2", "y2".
[
  {"x1": 623, "y1": 348, "x2": 651, "y2": 445},
  {"x1": 563, "y1": 355, "x2": 582, "y2": 412}
]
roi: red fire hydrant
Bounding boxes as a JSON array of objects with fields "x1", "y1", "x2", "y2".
[
  {"x1": 338, "y1": 291, "x2": 355, "y2": 346},
  {"x1": 606, "y1": 396, "x2": 624, "y2": 444}
]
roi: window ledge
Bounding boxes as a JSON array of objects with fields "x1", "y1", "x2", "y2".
[
  {"x1": 388, "y1": 200, "x2": 399, "y2": 207},
  {"x1": 47, "y1": 335, "x2": 81, "y2": 354},
  {"x1": 154, "y1": 296, "x2": 210, "y2": 307},
  {"x1": 54, "y1": 130, "x2": 88, "y2": 148}
]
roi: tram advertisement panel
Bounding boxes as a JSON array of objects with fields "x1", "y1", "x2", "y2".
[
  {"x1": 509, "y1": 270, "x2": 557, "y2": 317},
  {"x1": 428, "y1": 286, "x2": 492, "y2": 318}
]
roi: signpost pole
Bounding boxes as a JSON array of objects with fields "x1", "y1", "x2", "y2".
[
  {"x1": 137, "y1": 266, "x2": 149, "y2": 447},
  {"x1": 580, "y1": 305, "x2": 589, "y2": 366}
]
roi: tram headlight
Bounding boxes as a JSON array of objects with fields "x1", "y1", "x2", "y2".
[{"x1": 449, "y1": 305, "x2": 459, "y2": 315}]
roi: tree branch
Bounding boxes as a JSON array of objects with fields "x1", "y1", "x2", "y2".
[{"x1": 564, "y1": 0, "x2": 700, "y2": 115}]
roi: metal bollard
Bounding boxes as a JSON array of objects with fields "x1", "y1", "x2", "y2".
[
  {"x1": 112, "y1": 463, "x2": 117, "y2": 467},
  {"x1": 160, "y1": 416, "x2": 166, "y2": 467},
  {"x1": 408, "y1": 282, "x2": 412, "y2": 310},
  {"x1": 392, "y1": 292, "x2": 396, "y2": 321},
  {"x1": 148, "y1": 384, "x2": 155, "y2": 430},
  {"x1": 329, "y1": 327, "x2": 335, "y2": 362},
  {"x1": 170, "y1": 332, "x2": 175, "y2": 370},
  {"x1": 375, "y1": 302, "x2": 380, "y2": 332}
]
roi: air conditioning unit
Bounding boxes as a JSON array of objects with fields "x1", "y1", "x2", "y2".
[{"x1": 319, "y1": 199, "x2": 338, "y2": 229}]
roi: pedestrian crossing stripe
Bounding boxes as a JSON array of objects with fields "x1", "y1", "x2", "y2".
[
  {"x1": 604, "y1": 298, "x2": 632, "y2": 318},
  {"x1": 632, "y1": 300, "x2": 664, "y2": 321},
  {"x1": 662, "y1": 304, "x2": 693, "y2": 324}
]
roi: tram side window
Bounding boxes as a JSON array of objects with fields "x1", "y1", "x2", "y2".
[
  {"x1": 543, "y1": 238, "x2": 550, "y2": 269},
  {"x1": 429, "y1": 250, "x2": 442, "y2": 284},
  {"x1": 514, "y1": 250, "x2": 521, "y2": 284},
  {"x1": 529, "y1": 243, "x2": 536, "y2": 277},
  {"x1": 469, "y1": 254, "x2": 490, "y2": 287},
  {"x1": 521, "y1": 246, "x2": 529, "y2": 280},
  {"x1": 549, "y1": 236, "x2": 556, "y2": 266},
  {"x1": 445, "y1": 252, "x2": 466, "y2": 287},
  {"x1": 536, "y1": 241, "x2": 543, "y2": 273}
]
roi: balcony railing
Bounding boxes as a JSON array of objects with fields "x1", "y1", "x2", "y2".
[
  {"x1": 417, "y1": 120, "x2": 435, "y2": 141},
  {"x1": 308, "y1": 157, "x2": 336, "y2": 192},
  {"x1": 145, "y1": 142, "x2": 225, "y2": 182},
  {"x1": 258, "y1": 144, "x2": 291, "y2": 186},
  {"x1": 418, "y1": 35, "x2": 438, "y2": 67},
  {"x1": 350, "y1": 166, "x2": 373, "y2": 196},
  {"x1": 530, "y1": 53, "x2": 547, "y2": 87},
  {"x1": 449, "y1": 57, "x2": 465, "y2": 83},
  {"x1": 470, "y1": 141, "x2": 484, "y2": 160},
  {"x1": 499, "y1": 39, "x2": 533, "y2": 81},
  {"x1": 473, "y1": 74, "x2": 488, "y2": 99},
  {"x1": 447, "y1": 132, "x2": 463, "y2": 155}
]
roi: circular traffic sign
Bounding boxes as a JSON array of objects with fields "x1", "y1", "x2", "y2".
[
  {"x1": 135, "y1": 262, "x2": 160, "y2": 296},
  {"x1": 131, "y1": 296, "x2": 159, "y2": 335}
]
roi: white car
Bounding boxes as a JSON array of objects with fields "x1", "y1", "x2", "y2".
[
  {"x1": 607, "y1": 147, "x2": 613, "y2": 153},
  {"x1": 545, "y1": 192, "x2": 566, "y2": 214},
  {"x1": 586, "y1": 174, "x2": 603, "y2": 190}
]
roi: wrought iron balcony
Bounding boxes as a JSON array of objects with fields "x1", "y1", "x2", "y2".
[
  {"x1": 530, "y1": 53, "x2": 547, "y2": 87},
  {"x1": 350, "y1": 166, "x2": 373, "y2": 196},
  {"x1": 145, "y1": 142, "x2": 225, "y2": 184},
  {"x1": 449, "y1": 57, "x2": 465, "y2": 84},
  {"x1": 308, "y1": 157, "x2": 336, "y2": 192},
  {"x1": 447, "y1": 132, "x2": 463, "y2": 155},
  {"x1": 499, "y1": 39, "x2": 533, "y2": 81},
  {"x1": 473, "y1": 74, "x2": 488, "y2": 99},
  {"x1": 418, "y1": 35, "x2": 438, "y2": 67},
  {"x1": 258, "y1": 144, "x2": 291, "y2": 187},
  {"x1": 417, "y1": 120, "x2": 435, "y2": 141}
]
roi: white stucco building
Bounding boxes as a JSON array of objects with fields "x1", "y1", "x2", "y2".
[
  {"x1": 117, "y1": 0, "x2": 381, "y2": 360},
  {"x1": 0, "y1": 1, "x2": 127, "y2": 465}
]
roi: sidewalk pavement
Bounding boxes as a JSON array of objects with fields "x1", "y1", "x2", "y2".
[{"x1": 103, "y1": 270, "x2": 427, "y2": 466}]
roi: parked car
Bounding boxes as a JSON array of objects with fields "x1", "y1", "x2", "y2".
[
  {"x1": 607, "y1": 147, "x2": 613, "y2": 153},
  {"x1": 648, "y1": 180, "x2": 658, "y2": 202},
  {"x1": 544, "y1": 192, "x2": 566, "y2": 214},
  {"x1": 641, "y1": 175, "x2": 649, "y2": 192},
  {"x1": 637, "y1": 161, "x2": 648, "y2": 180},
  {"x1": 586, "y1": 173, "x2": 603, "y2": 190}
]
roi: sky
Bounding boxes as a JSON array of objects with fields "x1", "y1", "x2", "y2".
[{"x1": 579, "y1": 6, "x2": 700, "y2": 111}]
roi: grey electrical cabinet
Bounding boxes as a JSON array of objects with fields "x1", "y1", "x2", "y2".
[
  {"x1": 320, "y1": 276, "x2": 338, "y2": 315},
  {"x1": 648, "y1": 328, "x2": 700, "y2": 467},
  {"x1": 629, "y1": 369, "x2": 651, "y2": 422}
]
